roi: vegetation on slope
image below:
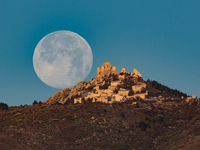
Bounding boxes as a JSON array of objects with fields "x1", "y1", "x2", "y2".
[
  {"x1": 147, "y1": 79, "x2": 188, "y2": 98},
  {"x1": 0, "y1": 100, "x2": 200, "y2": 149}
]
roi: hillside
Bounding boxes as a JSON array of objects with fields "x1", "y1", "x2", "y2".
[
  {"x1": 43, "y1": 62, "x2": 193, "y2": 106},
  {"x1": 1, "y1": 100, "x2": 200, "y2": 149},
  {"x1": 0, "y1": 62, "x2": 199, "y2": 149}
]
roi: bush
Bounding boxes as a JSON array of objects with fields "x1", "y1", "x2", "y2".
[
  {"x1": 87, "y1": 98, "x2": 93, "y2": 103},
  {"x1": 139, "y1": 121, "x2": 148, "y2": 131},
  {"x1": 0, "y1": 102, "x2": 8, "y2": 110},
  {"x1": 136, "y1": 102, "x2": 140, "y2": 108},
  {"x1": 191, "y1": 101, "x2": 198, "y2": 107},
  {"x1": 158, "y1": 116, "x2": 164, "y2": 121},
  {"x1": 121, "y1": 112, "x2": 125, "y2": 118},
  {"x1": 54, "y1": 102, "x2": 62, "y2": 105},
  {"x1": 150, "y1": 80, "x2": 187, "y2": 97},
  {"x1": 145, "y1": 116, "x2": 150, "y2": 122},
  {"x1": 33, "y1": 100, "x2": 38, "y2": 105},
  {"x1": 81, "y1": 97, "x2": 86, "y2": 103}
]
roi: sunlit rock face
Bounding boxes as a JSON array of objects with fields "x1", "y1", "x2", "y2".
[{"x1": 44, "y1": 62, "x2": 148, "y2": 105}]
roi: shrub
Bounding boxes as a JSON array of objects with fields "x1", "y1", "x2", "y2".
[
  {"x1": 145, "y1": 116, "x2": 150, "y2": 122},
  {"x1": 136, "y1": 102, "x2": 140, "y2": 108},
  {"x1": 113, "y1": 88, "x2": 119, "y2": 94},
  {"x1": 139, "y1": 121, "x2": 148, "y2": 131},
  {"x1": 128, "y1": 90, "x2": 134, "y2": 96},
  {"x1": 150, "y1": 80, "x2": 187, "y2": 97},
  {"x1": 107, "y1": 96, "x2": 111, "y2": 102},
  {"x1": 54, "y1": 102, "x2": 62, "y2": 105},
  {"x1": 158, "y1": 116, "x2": 164, "y2": 122},
  {"x1": 99, "y1": 84, "x2": 108, "y2": 89},
  {"x1": 33, "y1": 100, "x2": 38, "y2": 105},
  {"x1": 121, "y1": 112, "x2": 125, "y2": 118},
  {"x1": 81, "y1": 97, "x2": 86, "y2": 103},
  {"x1": 191, "y1": 101, "x2": 198, "y2": 107},
  {"x1": 0, "y1": 102, "x2": 8, "y2": 110},
  {"x1": 87, "y1": 98, "x2": 93, "y2": 103}
]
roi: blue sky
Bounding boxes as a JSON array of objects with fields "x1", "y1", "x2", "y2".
[{"x1": 1, "y1": 0, "x2": 200, "y2": 106}]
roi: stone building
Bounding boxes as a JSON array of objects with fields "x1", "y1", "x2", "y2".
[{"x1": 132, "y1": 83, "x2": 147, "y2": 93}]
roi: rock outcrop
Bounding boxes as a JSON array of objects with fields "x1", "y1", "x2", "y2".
[{"x1": 43, "y1": 88, "x2": 71, "y2": 105}]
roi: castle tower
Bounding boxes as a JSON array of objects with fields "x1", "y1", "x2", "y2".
[
  {"x1": 96, "y1": 67, "x2": 101, "y2": 77},
  {"x1": 101, "y1": 64, "x2": 105, "y2": 72},
  {"x1": 132, "y1": 68, "x2": 142, "y2": 77},
  {"x1": 121, "y1": 68, "x2": 126, "y2": 73},
  {"x1": 96, "y1": 62, "x2": 112, "y2": 78},
  {"x1": 111, "y1": 66, "x2": 117, "y2": 72},
  {"x1": 192, "y1": 94, "x2": 197, "y2": 99}
]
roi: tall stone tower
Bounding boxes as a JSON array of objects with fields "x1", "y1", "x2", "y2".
[{"x1": 96, "y1": 62, "x2": 116, "y2": 78}]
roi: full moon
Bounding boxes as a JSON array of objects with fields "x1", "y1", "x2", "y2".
[{"x1": 33, "y1": 31, "x2": 93, "y2": 89}]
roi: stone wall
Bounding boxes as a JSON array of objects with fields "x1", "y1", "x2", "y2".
[
  {"x1": 111, "y1": 66, "x2": 116, "y2": 72},
  {"x1": 132, "y1": 83, "x2": 147, "y2": 93},
  {"x1": 133, "y1": 91, "x2": 148, "y2": 99}
]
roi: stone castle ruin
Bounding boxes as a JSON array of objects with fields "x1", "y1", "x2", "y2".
[
  {"x1": 43, "y1": 61, "x2": 198, "y2": 105},
  {"x1": 43, "y1": 62, "x2": 148, "y2": 105},
  {"x1": 73, "y1": 62, "x2": 148, "y2": 104},
  {"x1": 96, "y1": 62, "x2": 116, "y2": 78}
]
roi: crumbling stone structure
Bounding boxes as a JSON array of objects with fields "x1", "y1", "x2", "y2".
[
  {"x1": 193, "y1": 94, "x2": 197, "y2": 99},
  {"x1": 78, "y1": 62, "x2": 148, "y2": 103},
  {"x1": 45, "y1": 62, "x2": 150, "y2": 105},
  {"x1": 132, "y1": 68, "x2": 142, "y2": 77},
  {"x1": 44, "y1": 61, "x2": 198, "y2": 106},
  {"x1": 132, "y1": 83, "x2": 147, "y2": 93},
  {"x1": 96, "y1": 62, "x2": 114, "y2": 78},
  {"x1": 121, "y1": 68, "x2": 126, "y2": 73},
  {"x1": 111, "y1": 66, "x2": 116, "y2": 72}
]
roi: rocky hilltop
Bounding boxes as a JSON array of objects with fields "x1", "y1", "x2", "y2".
[
  {"x1": 1, "y1": 62, "x2": 200, "y2": 150},
  {"x1": 43, "y1": 62, "x2": 147, "y2": 105},
  {"x1": 43, "y1": 62, "x2": 197, "y2": 105}
]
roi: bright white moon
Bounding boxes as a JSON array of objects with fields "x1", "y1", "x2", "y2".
[{"x1": 33, "y1": 31, "x2": 93, "y2": 88}]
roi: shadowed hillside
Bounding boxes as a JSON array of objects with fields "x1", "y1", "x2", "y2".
[
  {"x1": 147, "y1": 80, "x2": 188, "y2": 98},
  {"x1": 1, "y1": 100, "x2": 200, "y2": 149},
  {"x1": 0, "y1": 62, "x2": 199, "y2": 149}
]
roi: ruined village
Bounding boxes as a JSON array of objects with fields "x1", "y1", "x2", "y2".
[
  {"x1": 44, "y1": 62, "x2": 197, "y2": 106},
  {"x1": 1, "y1": 62, "x2": 200, "y2": 150}
]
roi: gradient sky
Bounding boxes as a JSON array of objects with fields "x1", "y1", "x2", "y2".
[{"x1": 1, "y1": 0, "x2": 200, "y2": 106}]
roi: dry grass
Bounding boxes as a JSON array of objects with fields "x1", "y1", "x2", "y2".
[{"x1": 0, "y1": 101, "x2": 200, "y2": 149}]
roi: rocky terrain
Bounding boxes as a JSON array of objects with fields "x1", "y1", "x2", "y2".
[{"x1": 0, "y1": 62, "x2": 199, "y2": 150}]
